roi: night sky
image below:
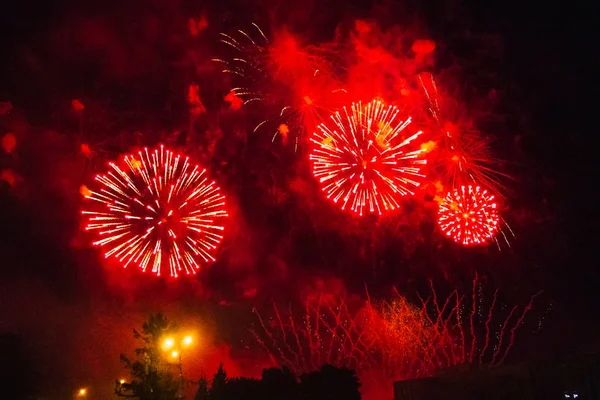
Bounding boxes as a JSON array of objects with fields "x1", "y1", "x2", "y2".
[{"x1": 0, "y1": 0, "x2": 598, "y2": 399}]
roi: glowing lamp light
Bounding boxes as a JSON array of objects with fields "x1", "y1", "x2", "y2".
[
  {"x1": 183, "y1": 336, "x2": 193, "y2": 347},
  {"x1": 162, "y1": 337, "x2": 175, "y2": 351},
  {"x1": 171, "y1": 350, "x2": 179, "y2": 358},
  {"x1": 78, "y1": 388, "x2": 87, "y2": 396}
]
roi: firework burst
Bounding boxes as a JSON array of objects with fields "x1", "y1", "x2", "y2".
[
  {"x1": 81, "y1": 145, "x2": 228, "y2": 278},
  {"x1": 418, "y1": 73, "x2": 508, "y2": 196},
  {"x1": 417, "y1": 73, "x2": 514, "y2": 248},
  {"x1": 214, "y1": 25, "x2": 324, "y2": 105},
  {"x1": 214, "y1": 24, "x2": 344, "y2": 151},
  {"x1": 437, "y1": 185, "x2": 499, "y2": 245},
  {"x1": 262, "y1": 70, "x2": 348, "y2": 152},
  {"x1": 309, "y1": 100, "x2": 427, "y2": 216}
]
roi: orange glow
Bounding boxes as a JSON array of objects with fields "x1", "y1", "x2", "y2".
[
  {"x1": 171, "y1": 350, "x2": 179, "y2": 358},
  {"x1": 182, "y1": 335, "x2": 193, "y2": 347},
  {"x1": 278, "y1": 124, "x2": 289, "y2": 136},
  {"x1": 303, "y1": 95, "x2": 313, "y2": 105},
  {"x1": 79, "y1": 185, "x2": 92, "y2": 197},
  {"x1": 78, "y1": 388, "x2": 87, "y2": 396},
  {"x1": 420, "y1": 140, "x2": 436, "y2": 153},
  {"x1": 130, "y1": 158, "x2": 141, "y2": 169},
  {"x1": 375, "y1": 132, "x2": 390, "y2": 149},
  {"x1": 321, "y1": 136, "x2": 333, "y2": 146},
  {"x1": 119, "y1": 379, "x2": 125, "y2": 384}
]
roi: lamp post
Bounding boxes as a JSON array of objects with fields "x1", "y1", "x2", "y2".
[{"x1": 162, "y1": 335, "x2": 193, "y2": 399}]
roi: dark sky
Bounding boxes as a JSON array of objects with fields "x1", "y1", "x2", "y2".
[{"x1": 0, "y1": 0, "x2": 598, "y2": 398}]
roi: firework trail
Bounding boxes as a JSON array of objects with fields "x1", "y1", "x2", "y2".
[
  {"x1": 251, "y1": 295, "x2": 376, "y2": 375},
  {"x1": 252, "y1": 276, "x2": 540, "y2": 385},
  {"x1": 309, "y1": 99, "x2": 428, "y2": 216},
  {"x1": 81, "y1": 145, "x2": 228, "y2": 278}
]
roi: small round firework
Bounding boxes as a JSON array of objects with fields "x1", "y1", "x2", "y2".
[
  {"x1": 438, "y1": 185, "x2": 499, "y2": 245},
  {"x1": 82, "y1": 146, "x2": 228, "y2": 278},
  {"x1": 309, "y1": 100, "x2": 427, "y2": 216}
]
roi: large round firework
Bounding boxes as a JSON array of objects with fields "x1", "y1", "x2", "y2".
[
  {"x1": 437, "y1": 185, "x2": 499, "y2": 245},
  {"x1": 309, "y1": 100, "x2": 427, "y2": 216},
  {"x1": 82, "y1": 146, "x2": 228, "y2": 278}
]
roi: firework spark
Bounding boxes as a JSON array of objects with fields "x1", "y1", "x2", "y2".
[
  {"x1": 252, "y1": 296, "x2": 376, "y2": 375},
  {"x1": 252, "y1": 277, "x2": 541, "y2": 396},
  {"x1": 82, "y1": 145, "x2": 228, "y2": 278},
  {"x1": 418, "y1": 73, "x2": 508, "y2": 196},
  {"x1": 437, "y1": 185, "x2": 499, "y2": 245},
  {"x1": 309, "y1": 100, "x2": 427, "y2": 216},
  {"x1": 215, "y1": 25, "x2": 344, "y2": 151},
  {"x1": 264, "y1": 70, "x2": 348, "y2": 152},
  {"x1": 213, "y1": 23, "x2": 272, "y2": 106}
]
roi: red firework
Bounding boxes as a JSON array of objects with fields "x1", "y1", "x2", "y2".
[
  {"x1": 215, "y1": 24, "x2": 345, "y2": 151},
  {"x1": 252, "y1": 278, "x2": 541, "y2": 400},
  {"x1": 417, "y1": 73, "x2": 509, "y2": 197},
  {"x1": 252, "y1": 296, "x2": 376, "y2": 374},
  {"x1": 309, "y1": 100, "x2": 427, "y2": 216},
  {"x1": 81, "y1": 145, "x2": 228, "y2": 278},
  {"x1": 438, "y1": 185, "x2": 499, "y2": 245},
  {"x1": 214, "y1": 24, "x2": 322, "y2": 107}
]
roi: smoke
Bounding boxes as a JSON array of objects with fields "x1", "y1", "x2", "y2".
[{"x1": 0, "y1": 1, "x2": 562, "y2": 399}]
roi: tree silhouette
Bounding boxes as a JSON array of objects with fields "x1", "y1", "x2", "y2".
[
  {"x1": 261, "y1": 366, "x2": 298, "y2": 400},
  {"x1": 115, "y1": 313, "x2": 178, "y2": 400},
  {"x1": 210, "y1": 363, "x2": 228, "y2": 400},
  {"x1": 300, "y1": 364, "x2": 361, "y2": 400},
  {"x1": 0, "y1": 334, "x2": 38, "y2": 399},
  {"x1": 223, "y1": 377, "x2": 261, "y2": 399},
  {"x1": 194, "y1": 377, "x2": 210, "y2": 400},
  {"x1": 195, "y1": 363, "x2": 361, "y2": 400}
]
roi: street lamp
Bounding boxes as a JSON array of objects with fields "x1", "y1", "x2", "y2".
[
  {"x1": 162, "y1": 334, "x2": 194, "y2": 399},
  {"x1": 77, "y1": 388, "x2": 87, "y2": 398}
]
